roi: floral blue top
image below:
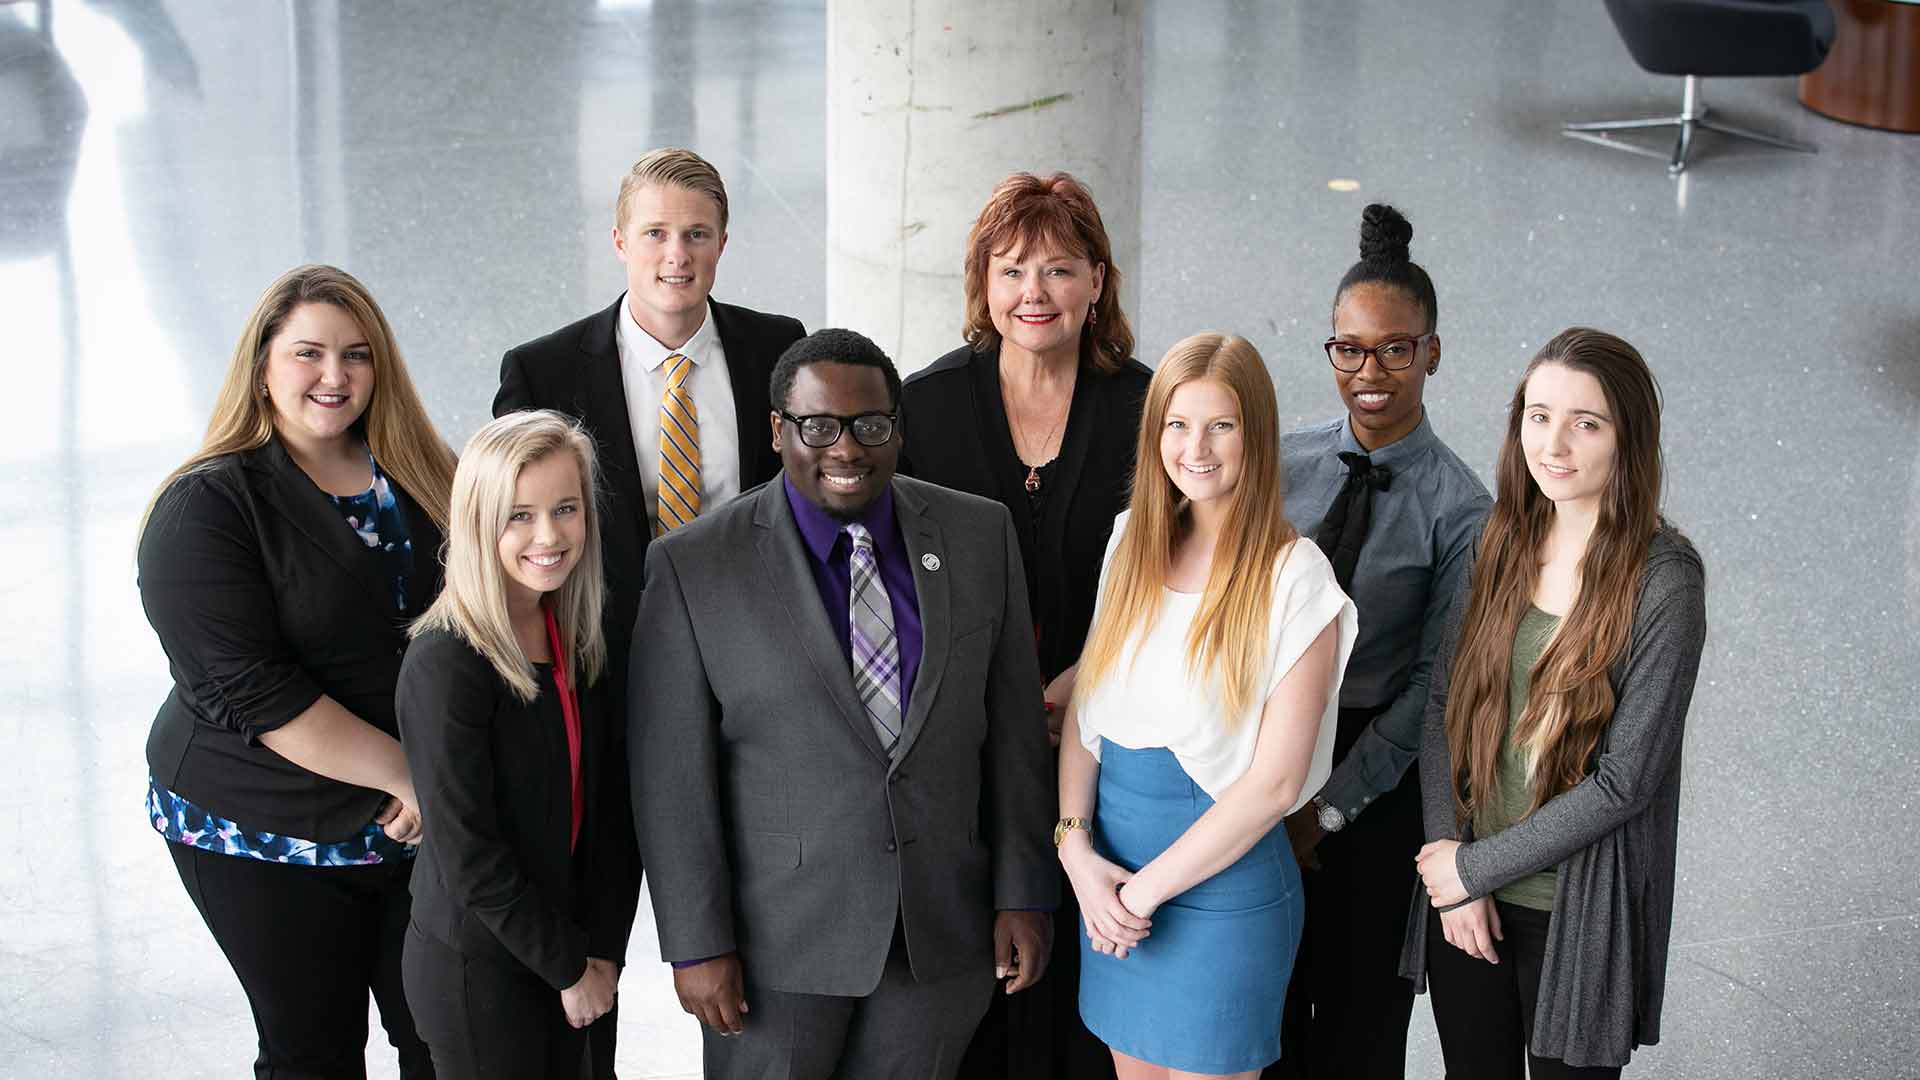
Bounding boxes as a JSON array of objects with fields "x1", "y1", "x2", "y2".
[
  {"x1": 147, "y1": 451, "x2": 417, "y2": 865},
  {"x1": 148, "y1": 776, "x2": 414, "y2": 865},
  {"x1": 329, "y1": 454, "x2": 414, "y2": 612}
]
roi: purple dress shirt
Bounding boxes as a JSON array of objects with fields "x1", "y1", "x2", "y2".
[{"x1": 783, "y1": 476, "x2": 924, "y2": 716}]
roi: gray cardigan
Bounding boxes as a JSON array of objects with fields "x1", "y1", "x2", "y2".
[{"x1": 1399, "y1": 527, "x2": 1707, "y2": 1069}]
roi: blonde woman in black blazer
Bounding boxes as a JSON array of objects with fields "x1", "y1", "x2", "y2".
[
  {"x1": 398, "y1": 410, "x2": 639, "y2": 1079},
  {"x1": 137, "y1": 265, "x2": 456, "y2": 1078}
]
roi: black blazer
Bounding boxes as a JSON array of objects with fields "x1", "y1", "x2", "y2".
[
  {"x1": 398, "y1": 626, "x2": 640, "y2": 990},
  {"x1": 138, "y1": 438, "x2": 445, "y2": 842},
  {"x1": 493, "y1": 295, "x2": 807, "y2": 661},
  {"x1": 900, "y1": 344, "x2": 1151, "y2": 680}
]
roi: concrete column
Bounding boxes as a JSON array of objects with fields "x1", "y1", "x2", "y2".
[{"x1": 825, "y1": 0, "x2": 1144, "y2": 374}]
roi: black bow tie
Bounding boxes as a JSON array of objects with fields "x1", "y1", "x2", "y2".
[
  {"x1": 1336, "y1": 451, "x2": 1393, "y2": 491},
  {"x1": 1314, "y1": 452, "x2": 1392, "y2": 590}
]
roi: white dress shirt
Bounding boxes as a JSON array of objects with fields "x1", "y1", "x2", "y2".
[{"x1": 615, "y1": 295, "x2": 741, "y2": 532}]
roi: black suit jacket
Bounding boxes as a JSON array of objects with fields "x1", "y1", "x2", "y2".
[
  {"x1": 492, "y1": 294, "x2": 807, "y2": 662},
  {"x1": 901, "y1": 344, "x2": 1152, "y2": 680},
  {"x1": 138, "y1": 438, "x2": 445, "y2": 842},
  {"x1": 398, "y1": 626, "x2": 640, "y2": 990}
]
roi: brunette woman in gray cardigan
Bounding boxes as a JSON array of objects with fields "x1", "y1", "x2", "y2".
[{"x1": 1401, "y1": 329, "x2": 1707, "y2": 1077}]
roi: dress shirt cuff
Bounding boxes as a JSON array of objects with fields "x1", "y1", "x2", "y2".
[
  {"x1": 1316, "y1": 760, "x2": 1379, "y2": 823},
  {"x1": 670, "y1": 953, "x2": 726, "y2": 969}
]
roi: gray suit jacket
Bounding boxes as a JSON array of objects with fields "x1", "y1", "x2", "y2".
[{"x1": 631, "y1": 475, "x2": 1058, "y2": 997}]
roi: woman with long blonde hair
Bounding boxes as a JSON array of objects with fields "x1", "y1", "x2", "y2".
[
  {"x1": 1405, "y1": 329, "x2": 1707, "y2": 1078},
  {"x1": 398, "y1": 410, "x2": 637, "y2": 1078},
  {"x1": 1058, "y1": 334, "x2": 1357, "y2": 1079},
  {"x1": 137, "y1": 264, "x2": 454, "y2": 1077}
]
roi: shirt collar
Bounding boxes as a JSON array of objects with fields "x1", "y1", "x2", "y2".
[
  {"x1": 783, "y1": 474, "x2": 900, "y2": 565},
  {"x1": 616, "y1": 293, "x2": 716, "y2": 372},
  {"x1": 1338, "y1": 407, "x2": 1438, "y2": 468}
]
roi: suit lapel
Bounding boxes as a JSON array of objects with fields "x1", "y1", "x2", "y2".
[
  {"x1": 250, "y1": 441, "x2": 393, "y2": 612},
  {"x1": 393, "y1": 479, "x2": 442, "y2": 620},
  {"x1": 891, "y1": 480, "x2": 949, "y2": 763},
  {"x1": 579, "y1": 298, "x2": 649, "y2": 543},
  {"x1": 751, "y1": 482, "x2": 890, "y2": 763},
  {"x1": 710, "y1": 299, "x2": 775, "y2": 487}
]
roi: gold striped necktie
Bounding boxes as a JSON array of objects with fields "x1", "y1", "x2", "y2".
[{"x1": 656, "y1": 352, "x2": 701, "y2": 535}]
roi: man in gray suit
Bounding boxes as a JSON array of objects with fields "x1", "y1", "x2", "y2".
[{"x1": 631, "y1": 328, "x2": 1058, "y2": 1079}]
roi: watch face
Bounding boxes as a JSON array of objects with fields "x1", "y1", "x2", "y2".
[{"x1": 1318, "y1": 804, "x2": 1343, "y2": 831}]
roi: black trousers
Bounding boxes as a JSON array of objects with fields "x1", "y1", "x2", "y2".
[
  {"x1": 166, "y1": 840, "x2": 435, "y2": 1080},
  {"x1": 956, "y1": 883, "x2": 1115, "y2": 1080},
  {"x1": 1426, "y1": 902, "x2": 1622, "y2": 1080},
  {"x1": 1269, "y1": 705, "x2": 1420, "y2": 1080},
  {"x1": 586, "y1": 1001, "x2": 619, "y2": 1079},
  {"x1": 403, "y1": 923, "x2": 588, "y2": 1080}
]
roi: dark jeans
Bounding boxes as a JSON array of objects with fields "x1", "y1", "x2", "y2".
[
  {"x1": 1426, "y1": 902, "x2": 1623, "y2": 1080},
  {"x1": 166, "y1": 840, "x2": 435, "y2": 1080},
  {"x1": 1269, "y1": 705, "x2": 1419, "y2": 1080},
  {"x1": 403, "y1": 923, "x2": 588, "y2": 1080}
]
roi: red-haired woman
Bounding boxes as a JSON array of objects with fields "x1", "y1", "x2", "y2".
[
  {"x1": 900, "y1": 171, "x2": 1150, "y2": 1078},
  {"x1": 1405, "y1": 328, "x2": 1707, "y2": 1078}
]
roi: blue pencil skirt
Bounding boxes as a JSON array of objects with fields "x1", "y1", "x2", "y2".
[{"x1": 1078, "y1": 741, "x2": 1303, "y2": 1075}]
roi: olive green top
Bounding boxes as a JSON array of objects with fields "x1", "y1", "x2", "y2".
[{"x1": 1479, "y1": 604, "x2": 1563, "y2": 910}]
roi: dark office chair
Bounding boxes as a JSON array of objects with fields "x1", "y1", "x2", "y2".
[{"x1": 1565, "y1": 0, "x2": 1836, "y2": 174}]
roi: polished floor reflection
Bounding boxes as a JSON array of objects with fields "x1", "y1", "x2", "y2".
[{"x1": 3, "y1": 1, "x2": 1916, "y2": 1077}]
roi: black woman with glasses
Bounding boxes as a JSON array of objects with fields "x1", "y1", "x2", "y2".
[
  {"x1": 1266, "y1": 204, "x2": 1492, "y2": 1080},
  {"x1": 899, "y1": 171, "x2": 1150, "y2": 1080}
]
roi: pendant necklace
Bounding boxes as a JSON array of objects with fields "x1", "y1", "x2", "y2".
[{"x1": 1012, "y1": 393, "x2": 1070, "y2": 494}]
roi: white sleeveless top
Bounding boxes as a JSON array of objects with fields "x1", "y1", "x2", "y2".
[{"x1": 1075, "y1": 512, "x2": 1358, "y2": 808}]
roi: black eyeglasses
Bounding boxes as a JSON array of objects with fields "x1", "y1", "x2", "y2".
[
  {"x1": 778, "y1": 410, "x2": 898, "y2": 448},
  {"x1": 1323, "y1": 333, "x2": 1435, "y2": 373}
]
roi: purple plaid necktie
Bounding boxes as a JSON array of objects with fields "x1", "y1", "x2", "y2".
[{"x1": 845, "y1": 523, "x2": 902, "y2": 756}]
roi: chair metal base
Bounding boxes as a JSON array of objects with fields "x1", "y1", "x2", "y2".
[{"x1": 1562, "y1": 75, "x2": 1816, "y2": 175}]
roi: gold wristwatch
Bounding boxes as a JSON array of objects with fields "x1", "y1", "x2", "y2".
[{"x1": 1053, "y1": 816, "x2": 1090, "y2": 848}]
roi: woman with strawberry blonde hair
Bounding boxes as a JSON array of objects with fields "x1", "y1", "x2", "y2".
[{"x1": 1058, "y1": 333, "x2": 1357, "y2": 1078}]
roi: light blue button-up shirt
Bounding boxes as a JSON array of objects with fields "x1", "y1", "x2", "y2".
[{"x1": 1281, "y1": 411, "x2": 1491, "y2": 822}]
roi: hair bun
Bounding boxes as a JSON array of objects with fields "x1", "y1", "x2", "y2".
[{"x1": 1358, "y1": 203, "x2": 1413, "y2": 264}]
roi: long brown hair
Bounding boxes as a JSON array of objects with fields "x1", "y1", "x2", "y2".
[
  {"x1": 1445, "y1": 327, "x2": 1664, "y2": 826},
  {"x1": 1077, "y1": 333, "x2": 1295, "y2": 725},
  {"x1": 960, "y1": 171, "x2": 1135, "y2": 374},
  {"x1": 413, "y1": 411, "x2": 607, "y2": 700},
  {"x1": 141, "y1": 265, "x2": 456, "y2": 534}
]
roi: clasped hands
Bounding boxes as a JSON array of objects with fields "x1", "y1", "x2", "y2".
[
  {"x1": 373, "y1": 786, "x2": 423, "y2": 845},
  {"x1": 1059, "y1": 840, "x2": 1154, "y2": 960},
  {"x1": 561, "y1": 957, "x2": 620, "y2": 1028},
  {"x1": 1415, "y1": 838, "x2": 1505, "y2": 966}
]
